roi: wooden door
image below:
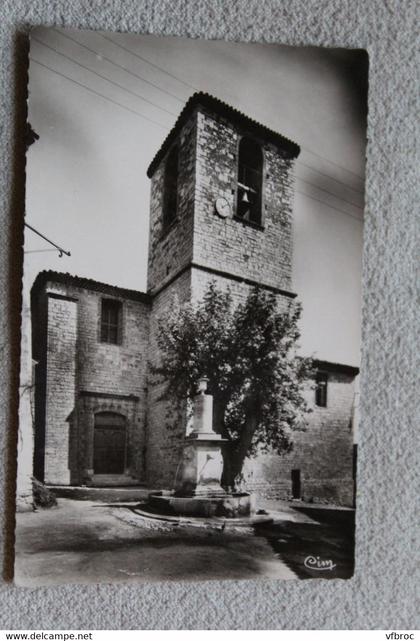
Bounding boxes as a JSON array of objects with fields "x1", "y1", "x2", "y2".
[
  {"x1": 291, "y1": 469, "x2": 301, "y2": 499},
  {"x1": 93, "y1": 412, "x2": 126, "y2": 474}
]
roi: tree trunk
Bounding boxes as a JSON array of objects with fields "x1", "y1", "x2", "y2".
[
  {"x1": 212, "y1": 397, "x2": 234, "y2": 490},
  {"x1": 212, "y1": 396, "x2": 228, "y2": 436},
  {"x1": 222, "y1": 396, "x2": 260, "y2": 490}
]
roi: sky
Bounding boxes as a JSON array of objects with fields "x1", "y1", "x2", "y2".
[{"x1": 24, "y1": 27, "x2": 367, "y2": 366}]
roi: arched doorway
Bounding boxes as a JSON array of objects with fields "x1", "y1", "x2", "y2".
[{"x1": 93, "y1": 412, "x2": 127, "y2": 475}]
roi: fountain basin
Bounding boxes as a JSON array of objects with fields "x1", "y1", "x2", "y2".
[{"x1": 149, "y1": 491, "x2": 254, "y2": 518}]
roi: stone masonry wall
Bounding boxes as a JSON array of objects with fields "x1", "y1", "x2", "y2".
[
  {"x1": 193, "y1": 109, "x2": 295, "y2": 293},
  {"x1": 189, "y1": 268, "x2": 359, "y2": 506},
  {"x1": 74, "y1": 287, "x2": 149, "y2": 399},
  {"x1": 242, "y1": 370, "x2": 356, "y2": 506},
  {"x1": 191, "y1": 267, "x2": 293, "y2": 312},
  {"x1": 44, "y1": 294, "x2": 77, "y2": 485},
  {"x1": 146, "y1": 266, "x2": 294, "y2": 490},
  {"x1": 40, "y1": 280, "x2": 149, "y2": 485},
  {"x1": 73, "y1": 394, "x2": 141, "y2": 485},
  {"x1": 146, "y1": 270, "x2": 192, "y2": 487},
  {"x1": 145, "y1": 103, "x2": 298, "y2": 488},
  {"x1": 147, "y1": 114, "x2": 197, "y2": 294},
  {"x1": 191, "y1": 268, "x2": 355, "y2": 506},
  {"x1": 33, "y1": 289, "x2": 49, "y2": 482},
  {"x1": 33, "y1": 102, "x2": 355, "y2": 500}
]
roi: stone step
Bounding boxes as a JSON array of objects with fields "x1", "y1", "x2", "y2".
[
  {"x1": 90, "y1": 474, "x2": 141, "y2": 487},
  {"x1": 47, "y1": 485, "x2": 154, "y2": 503}
]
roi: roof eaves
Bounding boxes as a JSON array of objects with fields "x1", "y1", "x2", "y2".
[
  {"x1": 313, "y1": 359, "x2": 360, "y2": 377},
  {"x1": 147, "y1": 92, "x2": 300, "y2": 178},
  {"x1": 31, "y1": 271, "x2": 151, "y2": 304}
]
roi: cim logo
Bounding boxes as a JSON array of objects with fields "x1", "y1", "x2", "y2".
[{"x1": 303, "y1": 555, "x2": 337, "y2": 571}]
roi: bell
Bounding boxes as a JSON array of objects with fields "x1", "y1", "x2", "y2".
[{"x1": 241, "y1": 190, "x2": 250, "y2": 204}]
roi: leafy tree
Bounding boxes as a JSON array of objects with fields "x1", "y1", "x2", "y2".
[{"x1": 153, "y1": 282, "x2": 313, "y2": 489}]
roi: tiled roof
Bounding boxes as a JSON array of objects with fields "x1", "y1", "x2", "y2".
[
  {"x1": 31, "y1": 270, "x2": 150, "y2": 304},
  {"x1": 147, "y1": 92, "x2": 300, "y2": 177},
  {"x1": 314, "y1": 359, "x2": 359, "y2": 377}
]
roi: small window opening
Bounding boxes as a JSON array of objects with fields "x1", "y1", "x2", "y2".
[
  {"x1": 100, "y1": 299, "x2": 122, "y2": 344},
  {"x1": 315, "y1": 372, "x2": 328, "y2": 407}
]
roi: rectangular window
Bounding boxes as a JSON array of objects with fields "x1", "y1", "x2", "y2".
[
  {"x1": 315, "y1": 372, "x2": 328, "y2": 407},
  {"x1": 100, "y1": 299, "x2": 122, "y2": 344}
]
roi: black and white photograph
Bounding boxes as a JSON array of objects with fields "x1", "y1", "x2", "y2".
[{"x1": 15, "y1": 27, "x2": 367, "y2": 586}]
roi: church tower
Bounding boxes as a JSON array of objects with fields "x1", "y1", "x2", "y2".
[{"x1": 145, "y1": 92, "x2": 300, "y2": 487}]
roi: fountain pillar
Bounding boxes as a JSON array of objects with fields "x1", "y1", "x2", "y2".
[
  {"x1": 149, "y1": 377, "x2": 252, "y2": 517},
  {"x1": 174, "y1": 378, "x2": 227, "y2": 497}
]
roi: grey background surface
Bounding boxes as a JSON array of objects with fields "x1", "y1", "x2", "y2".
[{"x1": 0, "y1": 0, "x2": 418, "y2": 630}]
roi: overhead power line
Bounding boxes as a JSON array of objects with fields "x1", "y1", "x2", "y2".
[
  {"x1": 52, "y1": 29, "x2": 186, "y2": 104},
  {"x1": 30, "y1": 58, "x2": 170, "y2": 130},
  {"x1": 99, "y1": 34, "x2": 364, "y2": 182},
  {"x1": 295, "y1": 189, "x2": 363, "y2": 222},
  {"x1": 100, "y1": 33, "x2": 197, "y2": 91},
  {"x1": 297, "y1": 176, "x2": 363, "y2": 209},
  {"x1": 32, "y1": 37, "x2": 178, "y2": 119},
  {"x1": 31, "y1": 54, "x2": 364, "y2": 223},
  {"x1": 24, "y1": 248, "x2": 66, "y2": 254},
  {"x1": 297, "y1": 161, "x2": 364, "y2": 195},
  {"x1": 300, "y1": 147, "x2": 364, "y2": 180},
  {"x1": 37, "y1": 33, "x2": 365, "y2": 194}
]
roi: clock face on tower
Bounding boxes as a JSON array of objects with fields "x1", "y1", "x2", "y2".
[{"x1": 214, "y1": 197, "x2": 231, "y2": 218}]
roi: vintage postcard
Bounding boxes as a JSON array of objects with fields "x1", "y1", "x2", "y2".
[{"x1": 15, "y1": 27, "x2": 367, "y2": 585}]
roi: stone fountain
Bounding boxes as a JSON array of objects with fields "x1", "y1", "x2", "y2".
[{"x1": 149, "y1": 378, "x2": 253, "y2": 518}]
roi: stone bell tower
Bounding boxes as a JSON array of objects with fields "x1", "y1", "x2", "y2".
[{"x1": 145, "y1": 92, "x2": 300, "y2": 488}]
